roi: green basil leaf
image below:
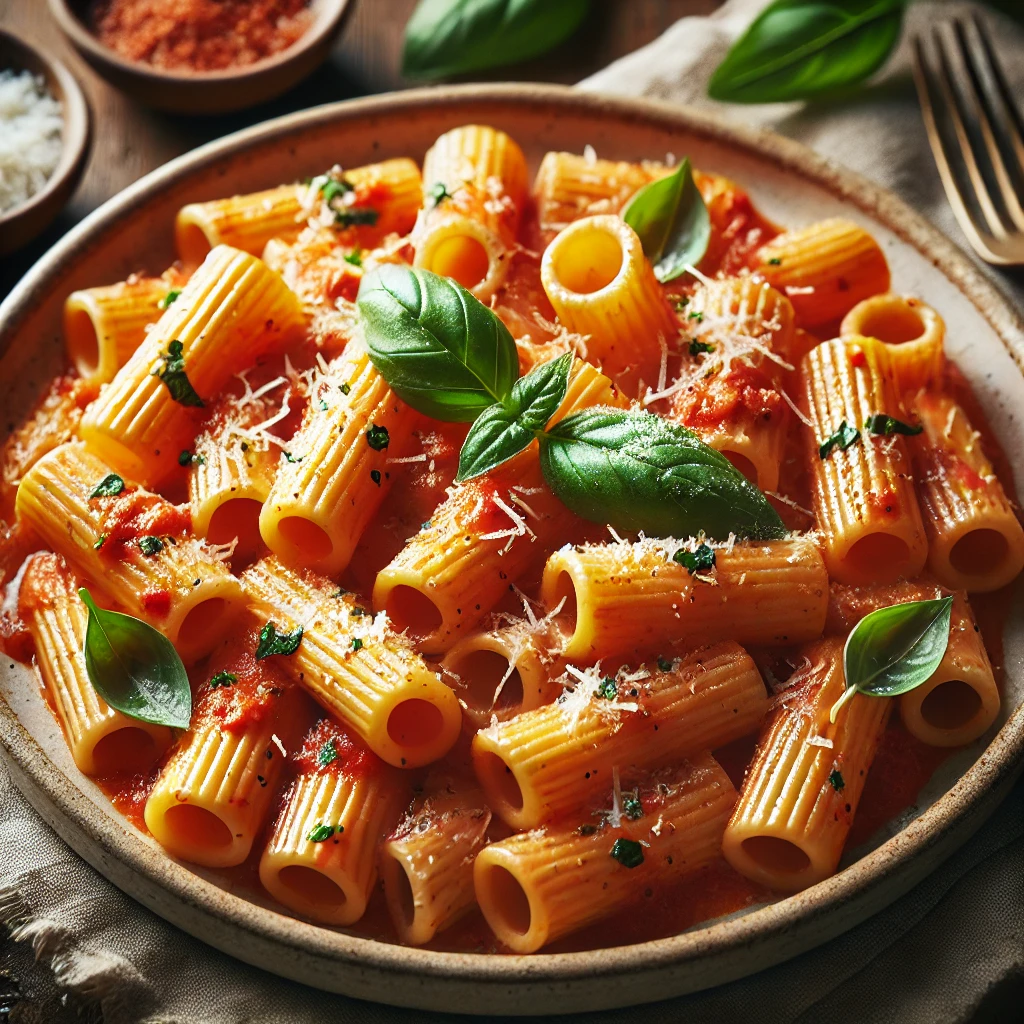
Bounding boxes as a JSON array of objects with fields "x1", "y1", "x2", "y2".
[
  {"x1": 864, "y1": 413, "x2": 923, "y2": 437},
  {"x1": 831, "y1": 595, "x2": 954, "y2": 722},
  {"x1": 673, "y1": 542, "x2": 716, "y2": 575},
  {"x1": 818, "y1": 420, "x2": 861, "y2": 459},
  {"x1": 538, "y1": 408, "x2": 787, "y2": 541},
  {"x1": 456, "y1": 352, "x2": 572, "y2": 482},
  {"x1": 89, "y1": 473, "x2": 125, "y2": 499},
  {"x1": 610, "y1": 837, "x2": 644, "y2": 868},
  {"x1": 208, "y1": 671, "x2": 236, "y2": 688},
  {"x1": 158, "y1": 289, "x2": 181, "y2": 310},
  {"x1": 622, "y1": 158, "x2": 711, "y2": 283},
  {"x1": 357, "y1": 265, "x2": 519, "y2": 422},
  {"x1": 317, "y1": 739, "x2": 338, "y2": 766},
  {"x1": 78, "y1": 588, "x2": 191, "y2": 729},
  {"x1": 708, "y1": 0, "x2": 906, "y2": 104},
  {"x1": 255, "y1": 621, "x2": 303, "y2": 660},
  {"x1": 402, "y1": 0, "x2": 590, "y2": 80},
  {"x1": 152, "y1": 340, "x2": 204, "y2": 408}
]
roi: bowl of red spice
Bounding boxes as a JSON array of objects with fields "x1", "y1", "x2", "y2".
[{"x1": 47, "y1": 0, "x2": 354, "y2": 115}]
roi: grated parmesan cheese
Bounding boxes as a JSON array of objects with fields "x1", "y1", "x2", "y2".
[{"x1": 0, "y1": 70, "x2": 63, "y2": 214}]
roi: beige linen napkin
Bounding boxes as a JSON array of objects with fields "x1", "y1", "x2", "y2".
[{"x1": 2, "y1": 2, "x2": 1023, "y2": 1021}]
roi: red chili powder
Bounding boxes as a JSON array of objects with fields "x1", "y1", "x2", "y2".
[{"x1": 89, "y1": 1, "x2": 313, "y2": 72}]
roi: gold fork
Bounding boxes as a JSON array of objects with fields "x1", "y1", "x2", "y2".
[{"x1": 912, "y1": 13, "x2": 1024, "y2": 266}]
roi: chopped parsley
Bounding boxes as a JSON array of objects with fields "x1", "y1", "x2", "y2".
[
  {"x1": 178, "y1": 449, "x2": 205, "y2": 467},
  {"x1": 339, "y1": 383, "x2": 351, "y2": 395},
  {"x1": 152, "y1": 340, "x2": 204, "y2": 407},
  {"x1": 158, "y1": 289, "x2": 182, "y2": 310},
  {"x1": 689, "y1": 339, "x2": 714, "y2": 356},
  {"x1": 767, "y1": 257, "x2": 783, "y2": 266},
  {"x1": 138, "y1": 535, "x2": 164, "y2": 557},
  {"x1": 673, "y1": 295, "x2": 690, "y2": 312},
  {"x1": 829, "y1": 769, "x2": 846, "y2": 792},
  {"x1": 314, "y1": 174, "x2": 354, "y2": 205},
  {"x1": 622, "y1": 793, "x2": 643, "y2": 821},
  {"x1": 89, "y1": 473, "x2": 124, "y2": 498},
  {"x1": 351, "y1": 638, "x2": 364, "y2": 652},
  {"x1": 283, "y1": 451, "x2": 302, "y2": 463},
  {"x1": 93, "y1": 534, "x2": 107, "y2": 550},
  {"x1": 673, "y1": 542, "x2": 716, "y2": 575},
  {"x1": 597, "y1": 676, "x2": 618, "y2": 700},
  {"x1": 307, "y1": 823, "x2": 339, "y2": 843},
  {"x1": 333, "y1": 207, "x2": 379, "y2": 228},
  {"x1": 255, "y1": 621, "x2": 303, "y2": 660},
  {"x1": 864, "y1": 414, "x2": 923, "y2": 438},
  {"x1": 318, "y1": 398, "x2": 328, "y2": 412},
  {"x1": 317, "y1": 739, "x2": 338, "y2": 766},
  {"x1": 818, "y1": 420, "x2": 861, "y2": 460},
  {"x1": 610, "y1": 837, "x2": 644, "y2": 868},
  {"x1": 427, "y1": 181, "x2": 454, "y2": 209},
  {"x1": 208, "y1": 671, "x2": 237, "y2": 689},
  {"x1": 657, "y1": 656, "x2": 674, "y2": 672},
  {"x1": 688, "y1": 311, "x2": 704, "y2": 323},
  {"x1": 370, "y1": 469, "x2": 382, "y2": 486},
  {"x1": 366, "y1": 424, "x2": 390, "y2": 451},
  {"x1": 344, "y1": 248, "x2": 363, "y2": 267}
]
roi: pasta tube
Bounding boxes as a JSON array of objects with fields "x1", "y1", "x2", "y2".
[
  {"x1": 840, "y1": 294, "x2": 945, "y2": 395},
  {"x1": 259, "y1": 719, "x2": 407, "y2": 925},
  {"x1": 413, "y1": 125, "x2": 527, "y2": 301},
  {"x1": 380, "y1": 772, "x2": 492, "y2": 945},
  {"x1": 474, "y1": 753, "x2": 736, "y2": 952},
  {"x1": 373, "y1": 358, "x2": 626, "y2": 655},
  {"x1": 175, "y1": 158, "x2": 423, "y2": 266},
  {"x1": 19, "y1": 553, "x2": 172, "y2": 776},
  {"x1": 472, "y1": 642, "x2": 766, "y2": 829},
  {"x1": 540, "y1": 215, "x2": 676, "y2": 395},
  {"x1": 910, "y1": 392, "x2": 1024, "y2": 592},
  {"x1": 540, "y1": 536, "x2": 828, "y2": 663},
  {"x1": 78, "y1": 246, "x2": 305, "y2": 486},
  {"x1": 259, "y1": 345, "x2": 421, "y2": 575},
  {"x1": 144, "y1": 637, "x2": 310, "y2": 867},
  {"x1": 239, "y1": 557, "x2": 462, "y2": 768},
  {"x1": 722, "y1": 638, "x2": 891, "y2": 892},
  {"x1": 753, "y1": 219, "x2": 890, "y2": 328},
  {"x1": 801, "y1": 337, "x2": 928, "y2": 585},
  {"x1": 16, "y1": 442, "x2": 245, "y2": 663}
]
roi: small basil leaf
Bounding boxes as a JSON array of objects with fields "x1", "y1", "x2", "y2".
[
  {"x1": 831, "y1": 596, "x2": 954, "y2": 722},
  {"x1": 708, "y1": 0, "x2": 907, "y2": 105},
  {"x1": 818, "y1": 420, "x2": 861, "y2": 459},
  {"x1": 152, "y1": 340, "x2": 204, "y2": 408},
  {"x1": 674, "y1": 542, "x2": 716, "y2": 575},
  {"x1": 357, "y1": 265, "x2": 519, "y2": 422},
  {"x1": 402, "y1": 0, "x2": 590, "y2": 80},
  {"x1": 538, "y1": 408, "x2": 786, "y2": 541},
  {"x1": 610, "y1": 837, "x2": 644, "y2": 868},
  {"x1": 622, "y1": 158, "x2": 711, "y2": 282},
  {"x1": 456, "y1": 352, "x2": 573, "y2": 482},
  {"x1": 78, "y1": 588, "x2": 191, "y2": 729},
  {"x1": 864, "y1": 414, "x2": 923, "y2": 437},
  {"x1": 89, "y1": 473, "x2": 125, "y2": 499},
  {"x1": 317, "y1": 739, "x2": 338, "y2": 766},
  {"x1": 255, "y1": 621, "x2": 303, "y2": 660}
]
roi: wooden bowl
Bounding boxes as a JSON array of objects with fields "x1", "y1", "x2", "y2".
[
  {"x1": 1, "y1": 86, "x2": 1023, "y2": 1015},
  {"x1": 0, "y1": 30, "x2": 91, "y2": 256},
  {"x1": 47, "y1": 0, "x2": 353, "y2": 115}
]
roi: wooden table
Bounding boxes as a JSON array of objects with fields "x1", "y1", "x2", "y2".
[{"x1": 0, "y1": 0, "x2": 718, "y2": 300}]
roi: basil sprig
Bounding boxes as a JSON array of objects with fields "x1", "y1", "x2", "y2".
[
  {"x1": 358, "y1": 266, "x2": 519, "y2": 422},
  {"x1": 623, "y1": 158, "x2": 710, "y2": 283},
  {"x1": 457, "y1": 352, "x2": 572, "y2": 481},
  {"x1": 79, "y1": 588, "x2": 191, "y2": 729},
  {"x1": 709, "y1": 0, "x2": 907, "y2": 105},
  {"x1": 540, "y1": 408, "x2": 786, "y2": 540},
  {"x1": 830, "y1": 596, "x2": 954, "y2": 722},
  {"x1": 152, "y1": 340, "x2": 204, "y2": 408},
  {"x1": 402, "y1": 0, "x2": 589, "y2": 80}
]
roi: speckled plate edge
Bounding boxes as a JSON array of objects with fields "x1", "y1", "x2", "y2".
[{"x1": 1, "y1": 85, "x2": 1022, "y2": 1017}]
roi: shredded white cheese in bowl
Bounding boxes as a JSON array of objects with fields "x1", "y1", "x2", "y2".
[{"x1": 0, "y1": 68, "x2": 64, "y2": 215}]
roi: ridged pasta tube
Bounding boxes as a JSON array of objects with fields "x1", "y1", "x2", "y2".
[
  {"x1": 413, "y1": 125, "x2": 527, "y2": 301},
  {"x1": 841, "y1": 294, "x2": 945, "y2": 396},
  {"x1": 175, "y1": 158, "x2": 423, "y2": 266},
  {"x1": 910, "y1": 392, "x2": 1024, "y2": 592},
  {"x1": 754, "y1": 219, "x2": 890, "y2": 328},
  {"x1": 474, "y1": 753, "x2": 736, "y2": 952},
  {"x1": 259, "y1": 345, "x2": 421, "y2": 575},
  {"x1": 472, "y1": 642, "x2": 766, "y2": 829},
  {"x1": 801, "y1": 337, "x2": 928, "y2": 585},
  {"x1": 19, "y1": 553, "x2": 172, "y2": 776},
  {"x1": 380, "y1": 772, "x2": 492, "y2": 945},
  {"x1": 540, "y1": 215, "x2": 676, "y2": 395},
  {"x1": 144, "y1": 639, "x2": 310, "y2": 867},
  {"x1": 259, "y1": 719, "x2": 407, "y2": 925},
  {"x1": 373, "y1": 358, "x2": 627, "y2": 655},
  {"x1": 540, "y1": 536, "x2": 828, "y2": 663},
  {"x1": 239, "y1": 557, "x2": 462, "y2": 768},
  {"x1": 722, "y1": 638, "x2": 891, "y2": 892},
  {"x1": 78, "y1": 246, "x2": 305, "y2": 486},
  {"x1": 16, "y1": 443, "x2": 245, "y2": 663}
]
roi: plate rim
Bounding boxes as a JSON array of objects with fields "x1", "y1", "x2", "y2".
[{"x1": 1, "y1": 82, "x2": 1023, "y2": 1001}]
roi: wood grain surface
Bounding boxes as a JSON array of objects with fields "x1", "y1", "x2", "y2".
[{"x1": 0, "y1": 0, "x2": 718, "y2": 298}]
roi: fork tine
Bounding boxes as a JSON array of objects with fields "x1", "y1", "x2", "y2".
[
  {"x1": 952, "y1": 17, "x2": 1024, "y2": 233},
  {"x1": 968, "y1": 11, "x2": 1024, "y2": 176},
  {"x1": 910, "y1": 34, "x2": 1001, "y2": 263},
  {"x1": 932, "y1": 24, "x2": 1008, "y2": 241}
]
